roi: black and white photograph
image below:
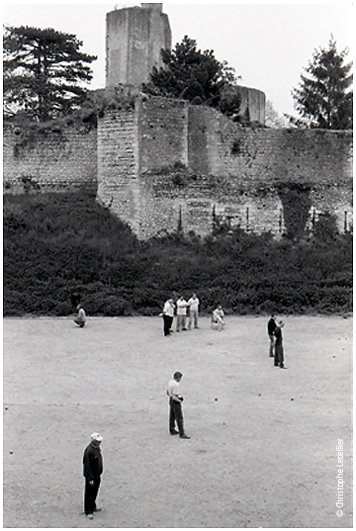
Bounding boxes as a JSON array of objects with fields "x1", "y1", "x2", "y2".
[{"x1": 3, "y1": 1, "x2": 353, "y2": 528}]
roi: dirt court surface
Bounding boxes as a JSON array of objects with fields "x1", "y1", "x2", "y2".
[{"x1": 3, "y1": 315, "x2": 352, "y2": 528}]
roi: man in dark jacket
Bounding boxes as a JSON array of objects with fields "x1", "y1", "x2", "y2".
[
  {"x1": 274, "y1": 320, "x2": 286, "y2": 369},
  {"x1": 267, "y1": 314, "x2": 277, "y2": 357},
  {"x1": 83, "y1": 432, "x2": 104, "y2": 519}
]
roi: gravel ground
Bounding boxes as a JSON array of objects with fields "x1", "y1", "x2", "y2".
[{"x1": 3, "y1": 315, "x2": 353, "y2": 528}]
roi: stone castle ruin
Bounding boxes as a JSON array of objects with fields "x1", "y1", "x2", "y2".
[{"x1": 3, "y1": 4, "x2": 353, "y2": 239}]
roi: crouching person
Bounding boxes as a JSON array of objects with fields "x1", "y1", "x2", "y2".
[
  {"x1": 211, "y1": 305, "x2": 225, "y2": 331},
  {"x1": 74, "y1": 304, "x2": 86, "y2": 327}
]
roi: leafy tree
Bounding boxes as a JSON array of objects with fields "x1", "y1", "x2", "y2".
[
  {"x1": 292, "y1": 37, "x2": 353, "y2": 129},
  {"x1": 143, "y1": 35, "x2": 242, "y2": 120},
  {"x1": 3, "y1": 25, "x2": 97, "y2": 121}
]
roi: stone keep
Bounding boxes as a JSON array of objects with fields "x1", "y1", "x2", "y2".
[
  {"x1": 105, "y1": 3, "x2": 171, "y2": 87},
  {"x1": 105, "y1": 3, "x2": 265, "y2": 123},
  {"x1": 4, "y1": 4, "x2": 351, "y2": 242}
]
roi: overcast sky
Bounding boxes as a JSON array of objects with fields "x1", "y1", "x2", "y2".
[{"x1": 2, "y1": 1, "x2": 354, "y2": 117}]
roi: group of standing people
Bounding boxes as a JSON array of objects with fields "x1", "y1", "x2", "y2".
[
  {"x1": 162, "y1": 293, "x2": 200, "y2": 336},
  {"x1": 267, "y1": 314, "x2": 286, "y2": 369},
  {"x1": 162, "y1": 294, "x2": 227, "y2": 336}
]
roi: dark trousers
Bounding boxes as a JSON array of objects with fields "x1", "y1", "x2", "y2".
[
  {"x1": 269, "y1": 334, "x2": 275, "y2": 357},
  {"x1": 163, "y1": 315, "x2": 173, "y2": 336},
  {"x1": 169, "y1": 398, "x2": 184, "y2": 435},
  {"x1": 84, "y1": 477, "x2": 101, "y2": 515},
  {"x1": 274, "y1": 341, "x2": 284, "y2": 367}
]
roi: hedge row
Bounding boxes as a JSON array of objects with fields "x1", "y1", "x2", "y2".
[{"x1": 3, "y1": 191, "x2": 352, "y2": 316}]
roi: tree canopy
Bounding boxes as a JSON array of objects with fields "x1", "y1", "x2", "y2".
[
  {"x1": 292, "y1": 37, "x2": 353, "y2": 129},
  {"x1": 143, "y1": 36, "x2": 242, "y2": 120},
  {"x1": 3, "y1": 25, "x2": 97, "y2": 122}
]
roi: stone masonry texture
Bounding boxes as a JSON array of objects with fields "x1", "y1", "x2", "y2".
[
  {"x1": 96, "y1": 96, "x2": 352, "y2": 239},
  {"x1": 3, "y1": 122, "x2": 97, "y2": 194},
  {"x1": 105, "y1": 4, "x2": 171, "y2": 88},
  {"x1": 3, "y1": 96, "x2": 353, "y2": 240}
]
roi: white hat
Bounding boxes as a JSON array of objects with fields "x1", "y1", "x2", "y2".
[{"x1": 90, "y1": 432, "x2": 103, "y2": 442}]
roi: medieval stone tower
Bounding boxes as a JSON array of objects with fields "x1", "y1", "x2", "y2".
[
  {"x1": 3, "y1": 4, "x2": 352, "y2": 240},
  {"x1": 95, "y1": 4, "x2": 351, "y2": 240},
  {"x1": 105, "y1": 3, "x2": 171, "y2": 87}
]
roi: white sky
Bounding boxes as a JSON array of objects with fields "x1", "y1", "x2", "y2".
[{"x1": 2, "y1": 1, "x2": 354, "y2": 117}]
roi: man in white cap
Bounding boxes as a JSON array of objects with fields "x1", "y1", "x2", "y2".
[{"x1": 83, "y1": 432, "x2": 104, "y2": 519}]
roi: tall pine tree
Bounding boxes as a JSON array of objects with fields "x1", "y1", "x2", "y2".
[
  {"x1": 292, "y1": 37, "x2": 353, "y2": 129},
  {"x1": 3, "y1": 25, "x2": 97, "y2": 122}
]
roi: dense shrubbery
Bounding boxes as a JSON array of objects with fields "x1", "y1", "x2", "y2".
[{"x1": 3, "y1": 191, "x2": 352, "y2": 316}]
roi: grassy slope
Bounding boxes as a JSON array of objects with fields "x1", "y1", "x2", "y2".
[{"x1": 3, "y1": 191, "x2": 352, "y2": 316}]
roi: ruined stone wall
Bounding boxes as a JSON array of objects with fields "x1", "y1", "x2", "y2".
[
  {"x1": 206, "y1": 111, "x2": 352, "y2": 186},
  {"x1": 138, "y1": 96, "x2": 189, "y2": 172},
  {"x1": 201, "y1": 110, "x2": 352, "y2": 235},
  {"x1": 3, "y1": 96, "x2": 352, "y2": 241},
  {"x1": 138, "y1": 172, "x2": 285, "y2": 239},
  {"x1": 3, "y1": 123, "x2": 97, "y2": 194},
  {"x1": 96, "y1": 97, "x2": 189, "y2": 237},
  {"x1": 96, "y1": 106, "x2": 141, "y2": 234},
  {"x1": 134, "y1": 99, "x2": 353, "y2": 239}
]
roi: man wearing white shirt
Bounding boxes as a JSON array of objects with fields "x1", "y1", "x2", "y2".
[
  {"x1": 162, "y1": 298, "x2": 175, "y2": 336},
  {"x1": 211, "y1": 305, "x2": 225, "y2": 331},
  {"x1": 167, "y1": 372, "x2": 190, "y2": 439},
  {"x1": 176, "y1": 296, "x2": 188, "y2": 332},
  {"x1": 187, "y1": 293, "x2": 199, "y2": 329}
]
